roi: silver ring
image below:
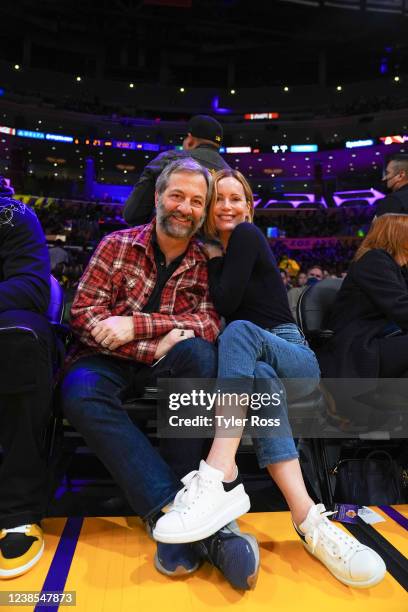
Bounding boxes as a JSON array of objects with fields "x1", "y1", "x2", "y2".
[{"x1": 103, "y1": 339, "x2": 109, "y2": 347}]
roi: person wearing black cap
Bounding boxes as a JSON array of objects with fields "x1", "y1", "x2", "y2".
[
  {"x1": 376, "y1": 154, "x2": 408, "y2": 217},
  {"x1": 0, "y1": 177, "x2": 56, "y2": 578},
  {"x1": 123, "y1": 115, "x2": 230, "y2": 226}
]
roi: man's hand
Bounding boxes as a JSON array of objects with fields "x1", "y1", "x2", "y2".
[
  {"x1": 154, "y1": 328, "x2": 195, "y2": 360},
  {"x1": 91, "y1": 316, "x2": 135, "y2": 351}
]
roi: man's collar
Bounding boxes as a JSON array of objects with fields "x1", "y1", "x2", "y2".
[{"x1": 131, "y1": 219, "x2": 206, "y2": 267}]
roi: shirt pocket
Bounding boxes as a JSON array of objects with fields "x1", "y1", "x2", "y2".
[{"x1": 110, "y1": 271, "x2": 137, "y2": 312}]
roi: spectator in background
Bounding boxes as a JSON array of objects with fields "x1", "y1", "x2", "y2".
[
  {"x1": 307, "y1": 265, "x2": 324, "y2": 281},
  {"x1": 287, "y1": 265, "x2": 324, "y2": 323},
  {"x1": 376, "y1": 154, "x2": 408, "y2": 216},
  {"x1": 123, "y1": 115, "x2": 230, "y2": 227},
  {"x1": 49, "y1": 239, "x2": 70, "y2": 274},
  {"x1": 0, "y1": 177, "x2": 56, "y2": 579},
  {"x1": 280, "y1": 269, "x2": 291, "y2": 290},
  {"x1": 296, "y1": 271, "x2": 307, "y2": 287},
  {"x1": 320, "y1": 213, "x2": 408, "y2": 379}
]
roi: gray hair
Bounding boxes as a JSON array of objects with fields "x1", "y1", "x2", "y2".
[{"x1": 155, "y1": 157, "x2": 213, "y2": 206}]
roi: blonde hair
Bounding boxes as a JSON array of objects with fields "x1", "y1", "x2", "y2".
[
  {"x1": 354, "y1": 214, "x2": 408, "y2": 266},
  {"x1": 204, "y1": 169, "x2": 254, "y2": 239}
]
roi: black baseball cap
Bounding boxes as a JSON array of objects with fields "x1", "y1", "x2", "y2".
[{"x1": 187, "y1": 115, "x2": 223, "y2": 146}]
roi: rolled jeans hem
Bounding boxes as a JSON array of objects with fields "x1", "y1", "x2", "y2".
[
  {"x1": 142, "y1": 487, "x2": 181, "y2": 522},
  {"x1": 258, "y1": 451, "x2": 299, "y2": 470}
]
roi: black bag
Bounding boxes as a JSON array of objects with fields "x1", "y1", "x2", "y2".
[{"x1": 332, "y1": 450, "x2": 404, "y2": 505}]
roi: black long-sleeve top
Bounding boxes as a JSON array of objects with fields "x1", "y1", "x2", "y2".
[
  {"x1": 319, "y1": 248, "x2": 408, "y2": 377},
  {"x1": 0, "y1": 197, "x2": 50, "y2": 314},
  {"x1": 207, "y1": 222, "x2": 294, "y2": 329}
]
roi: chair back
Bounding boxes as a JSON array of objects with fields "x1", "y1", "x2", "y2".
[
  {"x1": 297, "y1": 277, "x2": 343, "y2": 337},
  {"x1": 46, "y1": 275, "x2": 65, "y2": 324}
]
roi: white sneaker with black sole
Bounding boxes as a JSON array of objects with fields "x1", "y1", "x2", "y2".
[
  {"x1": 153, "y1": 460, "x2": 250, "y2": 544},
  {"x1": 294, "y1": 503, "x2": 386, "y2": 588}
]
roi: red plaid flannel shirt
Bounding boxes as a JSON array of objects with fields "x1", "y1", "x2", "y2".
[{"x1": 68, "y1": 221, "x2": 221, "y2": 366}]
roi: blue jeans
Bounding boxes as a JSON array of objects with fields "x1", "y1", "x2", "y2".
[
  {"x1": 61, "y1": 338, "x2": 217, "y2": 520},
  {"x1": 217, "y1": 321, "x2": 321, "y2": 468}
]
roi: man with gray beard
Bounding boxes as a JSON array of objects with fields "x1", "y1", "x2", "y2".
[{"x1": 61, "y1": 158, "x2": 260, "y2": 590}]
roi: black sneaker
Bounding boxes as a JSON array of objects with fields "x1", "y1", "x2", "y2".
[
  {"x1": 0, "y1": 524, "x2": 44, "y2": 579},
  {"x1": 194, "y1": 521, "x2": 259, "y2": 590}
]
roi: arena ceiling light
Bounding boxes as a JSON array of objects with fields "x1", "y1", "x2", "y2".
[
  {"x1": 13, "y1": 64, "x2": 20, "y2": 70},
  {"x1": 283, "y1": 86, "x2": 289, "y2": 92},
  {"x1": 336, "y1": 85, "x2": 342, "y2": 91},
  {"x1": 129, "y1": 83, "x2": 134, "y2": 88},
  {"x1": 76, "y1": 76, "x2": 82, "y2": 82},
  {"x1": 394, "y1": 76, "x2": 400, "y2": 82}
]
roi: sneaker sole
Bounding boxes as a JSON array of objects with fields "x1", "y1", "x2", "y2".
[
  {"x1": 0, "y1": 540, "x2": 44, "y2": 579},
  {"x1": 301, "y1": 541, "x2": 387, "y2": 588},
  {"x1": 153, "y1": 494, "x2": 251, "y2": 544},
  {"x1": 154, "y1": 552, "x2": 201, "y2": 577},
  {"x1": 225, "y1": 526, "x2": 260, "y2": 590}
]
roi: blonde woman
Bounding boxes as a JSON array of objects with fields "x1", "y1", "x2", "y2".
[{"x1": 154, "y1": 170, "x2": 386, "y2": 589}]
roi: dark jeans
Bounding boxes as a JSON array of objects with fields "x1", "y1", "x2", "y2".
[
  {"x1": 0, "y1": 310, "x2": 56, "y2": 530},
  {"x1": 61, "y1": 338, "x2": 217, "y2": 521}
]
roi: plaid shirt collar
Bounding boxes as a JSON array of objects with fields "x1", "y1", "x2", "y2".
[{"x1": 132, "y1": 219, "x2": 207, "y2": 276}]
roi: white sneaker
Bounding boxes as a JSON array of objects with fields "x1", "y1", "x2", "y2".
[
  {"x1": 295, "y1": 504, "x2": 386, "y2": 588},
  {"x1": 153, "y1": 460, "x2": 250, "y2": 544}
]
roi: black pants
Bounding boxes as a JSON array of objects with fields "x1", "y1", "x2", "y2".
[
  {"x1": 0, "y1": 310, "x2": 56, "y2": 530},
  {"x1": 378, "y1": 333, "x2": 408, "y2": 377}
]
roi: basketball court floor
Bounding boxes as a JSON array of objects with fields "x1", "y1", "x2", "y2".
[{"x1": 3, "y1": 506, "x2": 407, "y2": 612}]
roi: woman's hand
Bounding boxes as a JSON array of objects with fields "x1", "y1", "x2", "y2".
[
  {"x1": 154, "y1": 328, "x2": 195, "y2": 359},
  {"x1": 203, "y1": 243, "x2": 224, "y2": 259}
]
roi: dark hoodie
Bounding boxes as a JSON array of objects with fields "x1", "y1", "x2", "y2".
[{"x1": 0, "y1": 178, "x2": 50, "y2": 314}]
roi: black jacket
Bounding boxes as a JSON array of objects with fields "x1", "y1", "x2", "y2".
[
  {"x1": 123, "y1": 144, "x2": 230, "y2": 226},
  {"x1": 376, "y1": 183, "x2": 408, "y2": 216},
  {"x1": 318, "y1": 249, "x2": 408, "y2": 378},
  {"x1": 0, "y1": 196, "x2": 50, "y2": 314}
]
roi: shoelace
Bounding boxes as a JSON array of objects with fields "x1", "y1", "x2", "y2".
[
  {"x1": 308, "y1": 510, "x2": 359, "y2": 560},
  {"x1": 172, "y1": 470, "x2": 215, "y2": 512},
  {"x1": 1, "y1": 524, "x2": 31, "y2": 536}
]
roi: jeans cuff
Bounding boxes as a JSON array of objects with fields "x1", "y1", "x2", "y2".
[
  {"x1": 257, "y1": 451, "x2": 299, "y2": 470},
  {"x1": 142, "y1": 486, "x2": 181, "y2": 523}
]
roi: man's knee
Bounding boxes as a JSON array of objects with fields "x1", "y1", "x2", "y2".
[
  {"x1": 166, "y1": 338, "x2": 217, "y2": 378},
  {"x1": 60, "y1": 366, "x2": 102, "y2": 424}
]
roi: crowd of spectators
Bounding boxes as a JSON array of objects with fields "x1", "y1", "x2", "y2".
[
  {"x1": 17, "y1": 195, "x2": 364, "y2": 290},
  {"x1": 256, "y1": 207, "x2": 374, "y2": 237},
  {"x1": 326, "y1": 93, "x2": 408, "y2": 118},
  {"x1": 6, "y1": 86, "x2": 408, "y2": 127}
]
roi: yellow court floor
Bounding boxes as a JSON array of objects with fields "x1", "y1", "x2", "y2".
[{"x1": 1, "y1": 509, "x2": 407, "y2": 612}]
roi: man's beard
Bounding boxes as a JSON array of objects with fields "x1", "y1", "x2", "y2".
[{"x1": 156, "y1": 197, "x2": 205, "y2": 239}]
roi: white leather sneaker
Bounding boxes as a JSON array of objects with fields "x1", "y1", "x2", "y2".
[
  {"x1": 153, "y1": 460, "x2": 250, "y2": 544},
  {"x1": 295, "y1": 504, "x2": 386, "y2": 588}
]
